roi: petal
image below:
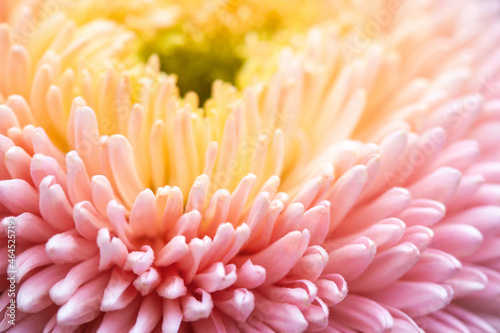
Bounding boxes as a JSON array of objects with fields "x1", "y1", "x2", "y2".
[
  {"x1": 129, "y1": 294, "x2": 162, "y2": 333},
  {"x1": 367, "y1": 281, "x2": 454, "y2": 317},
  {"x1": 349, "y1": 242, "x2": 420, "y2": 292},
  {"x1": 192, "y1": 262, "x2": 237, "y2": 293},
  {"x1": 50, "y1": 257, "x2": 101, "y2": 305},
  {"x1": 404, "y1": 248, "x2": 462, "y2": 283},
  {"x1": 0, "y1": 179, "x2": 40, "y2": 215},
  {"x1": 57, "y1": 272, "x2": 111, "y2": 326},
  {"x1": 329, "y1": 294, "x2": 394, "y2": 333},
  {"x1": 45, "y1": 230, "x2": 98, "y2": 264},
  {"x1": 180, "y1": 289, "x2": 214, "y2": 322},
  {"x1": 215, "y1": 288, "x2": 255, "y2": 322},
  {"x1": 17, "y1": 264, "x2": 71, "y2": 313},
  {"x1": 324, "y1": 236, "x2": 376, "y2": 281},
  {"x1": 431, "y1": 223, "x2": 483, "y2": 258},
  {"x1": 100, "y1": 268, "x2": 138, "y2": 312},
  {"x1": 234, "y1": 229, "x2": 310, "y2": 287}
]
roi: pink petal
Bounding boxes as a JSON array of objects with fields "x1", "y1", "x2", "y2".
[
  {"x1": 468, "y1": 121, "x2": 500, "y2": 152},
  {"x1": 221, "y1": 223, "x2": 251, "y2": 264},
  {"x1": 177, "y1": 237, "x2": 212, "y2": 283},
  {"x1": 155, "y1": 235, "x2": 189, "y2": 267},
  {"x1": 302, "y1": 201, "x2": 330, "y2": 245},
  {"x1": 1, "y1": 213, "x2": 57, "y2": 243},
  {"x1": 316, "y1": 274, "x2": 347, "y2": 306},
  {"x1": 336, "y1": 218, "x2": 406, "y2": 254},
  {"x1": 446, "y1": 305, "x2": 497, "y2": 333},
  {"x1": 367, "y1": 281, "x2": 454, "y2": 317},
  {"x1": 180, "y1": 289, "x2": 214, "y2": 322},
  {"x1": 244, "y1": 191, "x2": 271, "y2": 234},
  {"x1": 198, "y1": 223, "x2": 236, "y2": 271},
  {"x1": 337, "y1": 187, "x2": 411, "y2": 235},
  {"x1": 227, "y1": 173, "x2": 257, "y2": 223},
  {"x1": 417, "y1": 311, "x2": 469, "y2": 333},
  {"x1": 30, "y1": 154, "x2": 67, "y2": 194},
  {"x1": 4, "y1": 146, "x2": 31, "y2": 183},
  {"x1": 73, "y1": 201, "x2": 109, "y2": 240},
  {"x1": 133, "y1": 267, "x2": 160, "y2": 296},
  {"x1": 73, "y1": 106, "x2": 101, "y2": 176},
  {"x1": 291, "y1": 172, "x2": 333, "y2": 210},
  {"x1": 385, "y1": 306, "x2": 423, "y2": 333},
  {"x1": 244, "y1": 198, "x2": 284, "y2": 252},
  {"x1": 271, "y1": 202, "x2": 305, "y2": 243},
  {"x1": 404, "y1": 248, "x2": 462, "y2": 283},
  {"x1": 0, "y1": 179, "x2": 39, "y2": 215},
  {"x1": 7, "y1": 307, "x2": 55, "y2": 333},
  {"x1": 192, "y1": 262, "x2": 237, "y2": 293},
  {"x1": 407, "y1": 167, "x2": 462, "y2": 203},
  {"x1": 96, "y1": 228, "x2": 129, "y2": 270},
  {"x1": 324, "y1": 236, "x2": 376, "y2": 281},
  {"x1": 288, "y1": 245, "x2": 328, "y2": 281},
  {"x1": 17, "y1": 264, "x2": 71, "y2": 312},
  {"x1": 233, "y1": 260, "x2": 266, "y2": 289},
  {"x1": 431, "y1": 223, "x2": 483, "y2": 258},
  {"x1": 107, "y1": 135, "x2": 144, "y2": 208},
  {"x1": 399, "y1": 226, "x2": 434, "y2": 252},
  {"x1": 124, "y1": 245, "x2": 154, "y2": 275},
  {"x1": 66, "y1": 151, "x2": 92, "y2": 205},
  {"x1": 186, "y1": 174, "x2": 209, "y2": 213},
  {"x1": 129, "y1": 294, "x2": 162, "y2": 333},
  {"x1": 100, "y1": 268, "x2": 138, "y2": 312},
  {"x1": 45, "y1": 230, "x2": 98, "y2": 264},
  {"x1": 57, "y1": 272, "x2": 111, "y2": 326},
  {"x1": 5, "y1": 95, "x2": 35, "y2": 127},
  {"x1": 349, "y1": 242, "x2": 420, "y2": 292},
  {"x1": 362, "y1": 130, "x2": 408, "y2": 200},
  {"x1": 201, "y1": 189, "x2": 230, "y2": 236},
  {"x1": 430, "y1": 139, "x2": 480, "y2": 172},
  {"x1": 167, "y1": 209, "x2": 201, "y2": 242},
  {"x1": 451, "y1": 265, "x2": 491, "y2": 298},
  {"x1": 31, "y1": 128, "x2": 65, "y2": 166},
  {"x1": 264, "y1": 281, "x2": 316, "y2": 311},
  {"x1": 38, "y1": 176, "x2": 73, "y2": 231},
  {"x1": 15, "y1": 244, "x2": 51, "y2": 282},
  {"x1": 0, "y1": 135, "x2": 15, "y2": 180},
  {"x1": 162, "y1": 299, "x2": 183, "y2": 333},
  {"x1": 159, "y1": 186, "x2": 183, "y2": 235},
  {"x1": 253, "y1": 293, "x2": 308, "y2": 333},
  {"x1": 106, "y1": 200, "x2": 135, "y2": 248},
  {"x1": 467, "y1": 162, "x2": 500, "y2": 183},
  {"x1": 215, "y1": 288, "x2": 255, "y2": 322},
  {"x1": 91, "y1": 175, "x2": 116, "y2": 218},
  {"x1": 442, "y1": 205, "x2": 500, "y2": 235},
  {"x1": 325, "y1": 165, "x2": 367, "y2": 232},
  {"x1": 469, "y1": 184, "x2": 500, "y2": 207},
  {"x1": 398, "y1": 199, "x2": 446, "y2": 227},
  {"x1": 303, "y1": 297, "x2": 329, "y2": 331},
  {"x1": 129, "y1": 188, "x2": 158, "y2": 238},
  {"x1": 329, "y1": 294, "x2": 394, "y2": 333},
  {"x1": 50, "y1": 257, "x2": 100, "y2": 305},
  {"x1": 234, "y1": 229, "x2": 310, "y2": 287},
  {"x1": 447, "y1": 174, "x2": 485, "y2": 210},
  {"x1": 156, "y1": 269, "x2": 187, "y2": 299},
  {"x1": 97, "y1": 297, "x2": 140, "y2": 333},
  {"x1": 462, "y1": 236, "x2": 500, "y2": 263}
]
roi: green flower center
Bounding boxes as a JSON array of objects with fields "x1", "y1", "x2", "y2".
[{"x1": 136, "y1": 0, "x2": 336, "y2": 103}]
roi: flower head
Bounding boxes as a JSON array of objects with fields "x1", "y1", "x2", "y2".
[{"x1": 0, "y1": 0, "x2": 500, "y2": 332}]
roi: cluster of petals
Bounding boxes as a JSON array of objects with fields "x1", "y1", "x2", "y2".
[{"x1": 0, "y1": 0, "x2": 499, "y2": 332}]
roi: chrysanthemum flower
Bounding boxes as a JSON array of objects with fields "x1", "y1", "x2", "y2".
[{"x1": 0, "y1": 0, "x2": 499, "y2": 332}]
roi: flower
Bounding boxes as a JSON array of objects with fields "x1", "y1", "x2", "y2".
[{"x1": 0, "y1": 0, "x2": 500, "y2": 332}]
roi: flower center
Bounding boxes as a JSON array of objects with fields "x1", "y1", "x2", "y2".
[{"x1": 135, "y1": 0, "x2": 336, "y2": 103}]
